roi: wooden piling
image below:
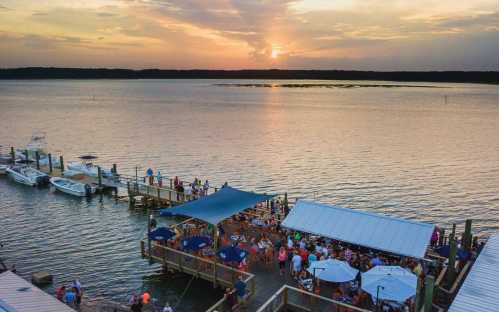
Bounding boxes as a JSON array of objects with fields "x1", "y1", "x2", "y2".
[
  {"x1": 463, "y1": 219, "x2": 472, "y2": 251},
  {"x1": 450, "y1": 223, "x2": 456, "y2": 241},
  {"x1": 438, "y1": 228, "x2": 445, "y2": 246},
  {"x1": 423, "y1": 275, "x2": 435, "y2": 312},
  {"x1": 59, "y1": 156, "x2": 64, "y2": 172},
  {"x1": 35, "y1": 151, "x2": 40, "y2": 170},
  {"x1": 48, "y1": 153, "x2": 53, "y2": 173},
  {"x1": 97, "y1": 166, "x2": 103, "y2": 188},
  {"x1": 415, "y1": 276, "x2": 423, "y2": 311},
  {"x1": 24, "y1": 150, "x2": 29, "y2": 164},
  {"x1": 112, "y1": 163, "x2": 117, "y2": 175},
  {"x1": 10, "y1": 147, "x2": 15, "y2": 163}
]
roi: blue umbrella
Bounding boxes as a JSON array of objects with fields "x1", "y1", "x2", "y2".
[
  {"x1": 217, "y1": 246, "x2": 249, "y2": 262},
  {"x1": 149, "y1": 227, "x2": 175, "y2": 241},
  {"x1": 182, "y1": 236, "x2": 211, "y2": 251},
  {"x1": 361, "y1": 266, "x2": 417, "y2": 303},
  {"x1": 435, "y1": 245, "x2": 470, "y2": 261},
  {"x1": 307, "y1": 259, "x2": 359, "y2": 283}
]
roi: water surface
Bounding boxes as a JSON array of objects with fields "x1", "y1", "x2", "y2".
[{"x1": 1, "y1": 79, "x2": 499, "y2": 309}]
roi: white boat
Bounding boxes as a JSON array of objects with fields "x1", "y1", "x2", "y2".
[
  {"x1": 16, "y1": 133, "x2": 61, "y2": 168},
  {"x1": 0, "y1": 165, "x2": 8, "y2": 175},
  {"x1": 67, "y1": 161, "x2": 113, "y2": 178},
  {"x1": 50, "y1": 177, "x2": 95, "y2": 197},
  {"x1": 16, "y1": 149, "x2": 61, "y2": 168},
  {"x1": 6, "y1": 165, "x2": 50, "y2": 186}
]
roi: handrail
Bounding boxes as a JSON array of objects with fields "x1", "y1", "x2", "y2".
[
  {"x1": 141, "y1": 240, "x2": 255, "y2": 312},
  {"x1": 255, "y1": 285, "x2": 370, "y2": 312}
]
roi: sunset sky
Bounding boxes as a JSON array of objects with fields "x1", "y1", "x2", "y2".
[{"x1": 1, "y1": 0, "x2": 498, "y2": 70}]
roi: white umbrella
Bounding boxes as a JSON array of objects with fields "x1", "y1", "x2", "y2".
[
  {"x1": 307, "y1": 259, "x2": 359, "y2": 283},
  {"x1": 361, "y1": 265, "x2": 417, "y2": 303}
]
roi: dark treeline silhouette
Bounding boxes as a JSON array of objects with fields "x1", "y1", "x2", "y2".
[{"x1": 1, "y1": 67, "x2": 499, "y2": 84}]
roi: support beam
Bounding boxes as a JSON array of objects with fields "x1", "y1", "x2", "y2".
[
  {"x1": 10, "y1": 147, "x2": 15, "y2": 163},
  {"x1": 35, "y1": 151, "x2": 40, "y2": 170},
  {"x1": 97, "y1": 166, "x2": 102, "y2": 188},
  {"x1": 463, "y1": 219, "x2": 472, "y2": 251},
  {"x1": 423, "y1": 275, "x2": 435, "y2": 312},
  {"x1": 48, "y1": 153, "x2": 53, "y2": 173},
  {"x1": 59, "y1": 156, "x2": 64, "y2": 172}
]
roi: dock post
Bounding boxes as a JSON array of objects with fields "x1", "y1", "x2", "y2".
[
  {"x1": 59, "y1": 156, "x2": 64, "y2": 172},
  {"x1": 48, "y1": 153, "x2": 53, "y2": 173},
  {"x1": 438, "y1": 228, "x2": 445, "y2": 247},
  {"x1": 450, "y1": 223, "x2": 456, "y2": 241},
  {"x1": 25, "y1": 150, "x2": 29, "y2": 165},
  {"x1": 446, "y1": 238, "x2": 457, "y2": 286},
  {"x1": 147, "y1": 215, "x2": 152, "y2": 261},
  {"x1": 112, "y1": 163, "x2": 117, "y2": 175},
  {"x1": 10, "y1": 147, "x2": 15, "y2": 163},
  {"x1": 170, "y1": 178, "x2": 173, "y2": 189},
  {"x1": 35, "y1": 151, "x2": 40, "y2": 170},
  {"x1": 97, "y1": 166, "x2": 103, "y2": 188},
  {"x1": 463, "y1": 219, "x2": 472, "y2": 251},
  {"x1": 423, "y1": 275, "x2": 435, "y2": 312},
  {"x1": 415, "y1": 276, "x2": 422, "y2": 312}
]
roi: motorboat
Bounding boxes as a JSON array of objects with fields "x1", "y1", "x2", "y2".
[
  {"x1": 67, "y1": 155, "x2": 114, "y2": 178},
  {"x1": 0, "y1": 165, "x2": 8, "y2": 175},
  {"x1": 16, "y1": 134, "x2": 61, "y2": 168},
  {"x1": 50, "y1": 177, "x2": 95, "y2": 197},
  {"x1": 67, "y1": 161, "x2": 113, "y2": 178},
  {"x1": 6, "y1": 165, "x2": 50, "y2": 186}
]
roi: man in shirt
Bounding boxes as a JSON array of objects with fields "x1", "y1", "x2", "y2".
[
  {"x1": 291, "y1": 251, "x2": 302, "y2": 278},
  {"x1": 234, "y1": 275, "x2": 247, "y2": 307},
  {"x1": 63, "y1": 288, "x2": 76, "y2": 307}
]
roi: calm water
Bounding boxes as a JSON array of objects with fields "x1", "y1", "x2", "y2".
[{"x1": 1, "y1": 80, "x2": 499, "y2": 309}]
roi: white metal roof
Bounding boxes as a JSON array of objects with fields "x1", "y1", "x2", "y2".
[
  {"x1": 281, "y1": 200, "x2": 434, "y2": 259},
  {"x1": 448, "y1": 234, "x2": 499, "y2": 312},
  {"x1": 0, "y1": 271, "x2": 75, "y2": 312}
]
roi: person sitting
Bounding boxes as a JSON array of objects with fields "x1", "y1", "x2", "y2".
[
  {"x1": 63, "y1": 288, "x2": 76, "y2": 307},
  {"x1": 55, "y1": 285, "x2": 65, "y2": 301}
]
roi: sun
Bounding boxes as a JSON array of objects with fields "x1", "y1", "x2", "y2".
[{"x1": 271, "y1": 49, "x2": 280, "y2": 59}]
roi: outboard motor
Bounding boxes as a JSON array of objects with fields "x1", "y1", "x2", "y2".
[
  {"x1": 36, "y1": 175, "x2": 50, "y2": 186},
  {"x1": 84, "y1": 184, "x2": 92, "y2": 197}
]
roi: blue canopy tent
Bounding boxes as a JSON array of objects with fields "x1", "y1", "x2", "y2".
[{"x1": 160, "y1": 186, "x2": 274, "y2": 225}]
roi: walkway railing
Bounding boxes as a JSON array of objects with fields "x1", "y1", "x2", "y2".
[
  {"x1": 256, "y1": 285, "x2": 371, "y2": 312},
  {"x1": 140, "y1": 240, "x2": 256, "y2": 311}
]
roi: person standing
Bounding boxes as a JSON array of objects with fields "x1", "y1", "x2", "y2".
[
  {"x1": 146, "y1": 168, "x2": 154, "y2": 185},
  {"x1": 234, "y1": 275, "x2": 246, "y2": 307},
  {"x1": 157, "y1": 170, "x2": 163, "y2": 187},
  {"x1": 278, "y1": 247, "x2": 287, "y2": 276},
  {"x1": 291, "y1": 251, "x2": 302, "y2": 278}
]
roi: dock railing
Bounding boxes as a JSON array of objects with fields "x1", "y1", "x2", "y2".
[
  {"x1": 121, "y1": 174, "x2": 201, "y2": 203},
  {"x1": 140, "y1": 239, "x2": 256, "y2": 310},
  {"x1": 255, "y1": 285, "x2": 371, "y2": 312}
]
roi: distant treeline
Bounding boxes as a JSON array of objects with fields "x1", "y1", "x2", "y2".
[{"x1": 1, "y1": 67, "x2": 499, "y2": 84}]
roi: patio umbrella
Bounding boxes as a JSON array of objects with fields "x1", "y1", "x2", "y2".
[
  {"x1": 435, "y1": 245, "x2": 470, "y2": 261},
  {"x1": 182, "y1": 236, "x2": 211, "y2": 251},
  {"x1": 217, "y1": 246, "x2": 248, "y2": 262},
  {"x1": 307, "y1": 259, "x2": 359, "y2": 283},
  {"x1": 361, "y1": 266, "x2": 417, "y2": 303},
  {"x1": 148, "y1": 227, "x2": 175, "y2": 241}
]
